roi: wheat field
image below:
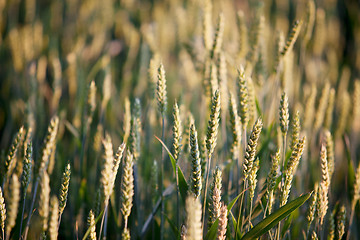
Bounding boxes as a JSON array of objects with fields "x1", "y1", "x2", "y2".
[{"x1": 0, "y1": 0, "x2": 360, "y2": 239}]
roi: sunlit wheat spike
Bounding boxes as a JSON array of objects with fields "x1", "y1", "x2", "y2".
[
  {"x1": 38, "y1": 116, "x2": 59, "y2": 178},
  {"x1": 211, "y1": 13, "x2": 224, "y2": 59},
  {"x1": 291, "y1": 111, "x2": 300, "y2": 150},
  {"x1": 100, "y1": 133, "x2": 114, "y2": 203},
  {"x1": 22, "y1": 141, "x2": 33, "y2": 190},
  {"x1": 208, "y1": 186, "x2": 221, "y2": 227},
  {"x1": 206, "y1": 90, "x2": 221, "y2": 159},
  {"x1": 185, "y1": 195, "x2": 202, "y2": 240},
  {"x1": 5, "y1": 174, "x2": 20, "y2": 239},
  {"x1": 307, "y1": 183, "x2": 318, "y2": 226},
  {"x1": 113, "y1": 143, "x2": 126, "y2": 179},
  {"x1": 320, "y1": 144, "x2": 330, "y2": 191},
  {"x1": 237, "y1": 10, "x2": 248, "y2": 58},
  {"x1": 324, "y1": 88, "x2": 336, "y2": 129},
  {"x1": 0, "y1": 187, "x2": 5, "y2": 237},
  {"x1": 336, "y1": 205, "x2": 346, "y2": 240},
  {"x1": 353, "y1": 162, "x2": 360, "y2": 208},
  {"x1": 190, "y1": 124, "x2": 202, "y2": 198},
  {"x1": 122, "y1": 228, "x2": 130, "y2": 240},
  {"x1": 120, "y1": 150, "x2": 134, "y2": 227},
  {"x1": 311, "y1": 231, "x2": 318, "y2": 240},
  {"x1": 49, "y1": 196, "x2": 59, "y2": 240},
  {"x1": 281, "y1": 136, "x2": 306, "y2": 206},
  {"x1": 87, "y1": 80, "x2": 97, "y2": 117},
  {"x1": 304, "y1": 0, "x2": 315, "y2": 44},
  {"x1": 314, "y1": 83, "x2": 330, "y2": 131},
  {"x1": 279, "y1": 92, "x2": 289, "y2": 135},
  {"x1": 173, "y1": 101, "x2": 182, "y2": 162},
  {"x1": 243, "y1": 118, "x2": 263, "y2": 180},
  {"x1": 249, "y1": 158, "x2": 259, "y2": 202},
  {"x1": 4, "y1": 126, "x2": 24, "y2": 177},
  {"x1": 202, "y1": 0, "x2": 213, "y2": 51},
  {"x1": 266, "y1": 149, "x2": 280, "y2": 214},
  {"x1": 216, "y1": 203, "x2": 228, "y2": 240},
  {"x1": 238, "y1": 66, "x2": 249, "y2": 129},
  {"x1": 280, "y1": 20, "x2": 303, "y2": 57},
  {"x1": 58, "y1": 163, "x2": 71, "y2": 217},
  {"x1": 157, "y1": 63, "x2": 168, "y2": 116},
  {"x1": 229, "y1": 92, "x2": 242, "y2": 160},
  {"x1": 39, "y1": 171, "x2": 50, "y2": 232},
  {"x1": 318, "y1": 182, "x2": 329, "y2": 226},
  {"x1": 123, "y1": 97, "x2": 131, "y2": 144},
  {"x1": 87, "y1": 210, "x2": 96, "y2": 240},
  {"x1": 208, "y1": 170, "x2": 222, "y2": 219}
]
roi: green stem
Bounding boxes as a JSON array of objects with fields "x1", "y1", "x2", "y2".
[
  {"x1": 19, "y1": 191, "x2": 27, "y2": 240},
  {"x1": 23, "y1": 180, "x2": 39, "y2": 240},
  {"x1": 202, "y1": 154, "x2": 212, "y2": 234},
  {"x1": 160, "y1": 116, "x2": 165, "y2": 240},
  {"x1": 98, "y1": 202, "x2": 108, "y2": 240}
]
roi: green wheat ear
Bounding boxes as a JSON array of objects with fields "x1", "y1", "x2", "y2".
[
  {"x1": 157, "y1": 63, "x2": 168, "y2": 116},
  {"x1": 172, "y1": 101, "x2": 182, "y2": 162},
  {"x1": 281, "y1": 20, "x2": 303, "y2": 57},
  {"x1": 238, "y1": 66, "x2": 249, "y2": 129},
  {"x1": 281, "y1": 136, "x2": 306, "y2": 207},
  {"x1": 206, "y1": 89, "x2": 221, "y2": 159},
  {"x1": 189, "y1": 123, "x2": 202, "y2": 198},
  {"x1": 279, "y1": 92, "x2": 289, "y2": 136},
  {"x1": 59, "y1": 163, "x2": 71, "y2": 217},
  {"x1": 22, "y1": 141, "x2": 33, "y2": 191},
  {"x1": 120, "y1": 150, "x2": 134, "y2": 228},
  {"x1": 266, "y1": 149, "x2": 280, "y2": 215},
  {"x1": 243, "y1": 118, "x2": 263, "y2": 180},
  {"x1": 4, "y1": 126, "x2": 24, "y2": 178}
]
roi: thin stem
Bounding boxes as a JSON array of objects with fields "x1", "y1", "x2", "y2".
[
  {"x1": 175, "y1": 163, "x2": 180, "y2": 230},
  {"x1": 346, "y1": 204, "x2": 355, "y2": 240},
  {"x1": 19, "y1": 192, "x2": 27, "y2": 239},
  {"x1": 98, "y1": 202, "x2": 108, "y2": 240},
  {"x1": 160, "y1": 116, "x2": 165, "y2": 240},
  {"x1": 236, "y1": 180, "x2": 247, "y2": 239},
  {"x1": 23, "y1": 180, "x2": 39, "y2": 240},
  {"x1": 202, "y1": 154, "x2": 212, "y2": 234},
  {"x1": 248, "y1": 197, "x2": 253, "y2": 231},
  {"x1": 277, "y1": 134, "x2": 287, "y2": 240}
]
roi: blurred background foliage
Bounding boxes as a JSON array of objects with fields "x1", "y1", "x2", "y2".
[{"x1": 0, "y1": 0, "x2": 360, "y2": 239}]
